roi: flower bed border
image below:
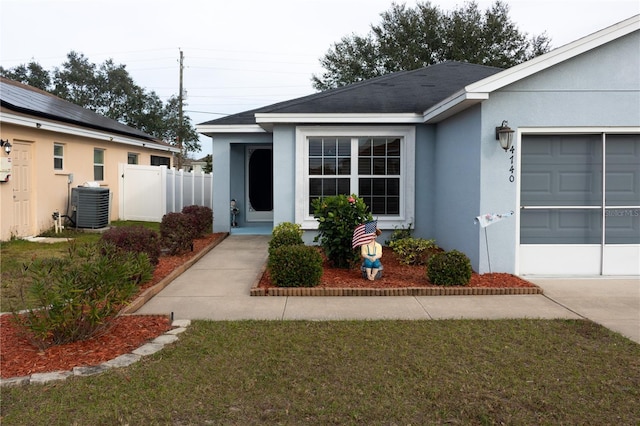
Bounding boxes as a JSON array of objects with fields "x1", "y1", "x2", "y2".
[
  {"x1": 250, "y1": 286, "x2": 543, "y2": 296},
  {"x1": 250, "y1": 263, "x2": 544, "y2": 296}
]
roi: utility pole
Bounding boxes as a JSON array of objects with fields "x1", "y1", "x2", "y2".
[{"x1": 177, "y1": 49, "x2": 184, "y2": 170}]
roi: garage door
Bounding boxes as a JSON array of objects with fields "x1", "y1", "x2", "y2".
[{"x1": 520, "y1": 133, "x2": 640, "y2": 275}]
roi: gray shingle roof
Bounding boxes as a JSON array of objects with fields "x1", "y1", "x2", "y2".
[
  {"x1": 0, "y1": 77, "x2": 160, "y2": 143},
  {"x1": 200, "y1": 61, "x2": 502, "y2": 126}
]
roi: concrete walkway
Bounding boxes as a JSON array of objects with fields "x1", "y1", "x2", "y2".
[{"x1": 136, "y1": 235, "x2": 640, "y2": 344}]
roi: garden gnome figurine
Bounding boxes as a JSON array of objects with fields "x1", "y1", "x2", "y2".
[
  {"x1": 361, "y1": 228, "x2": 383, "y2": 280},
  {"x1": 230, "y1": 199, "x2": 239, "y2": 227}
]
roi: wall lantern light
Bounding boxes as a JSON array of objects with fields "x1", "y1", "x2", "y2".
[
  {"x1": 495, "y1": 120, "x2": 515, "y2": 151},
  {"x1": 0, "y1": 139, "x2": 12, "y2": 155}
]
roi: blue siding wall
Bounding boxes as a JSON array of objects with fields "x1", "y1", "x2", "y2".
[
  {"x1": 434, "y1": 106, "x2": 482, "y2": 269},
  {"x1": 478, "y1": 31, "x2": 640, "y2": 273},
  {"x1": 211, "y1": 133, "x2": 271, "y2": 233},
  {"x1": 272, "y1": 125, "x2": 296, "y2": 225},
  {"x1": 412, "y1": 124, "x2": 437, "y2": 239}
]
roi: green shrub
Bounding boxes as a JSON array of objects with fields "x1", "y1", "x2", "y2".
[
  {"x1": 427, "y1": 250, "x2": 472, "y2": 286},
  {"x1": 160, "y1": 212, "x2": 197, "y2": 255},
  {"x1": 12, "y1": 241, "x2": 153, "y2": 349},
  {"x1": 312, "y1": 194, "x2": 372, "y2": 268},
  {"x1": 385, "y1": 222, "x2": 414, "y2": 245},
  {"x1": 182, "y1": 205, "x2": 213, "y2": 237},
  {"x1": 101, "y1": 225, "x2": 161, "y2": 265},
  {"x1": 268, "y1": 245, "x2": 323, "y2": 287},
  {"x1": 389, "y1": 237, "x2": 439, "y2": 266},
  {"x1": 269, "y1": 222, "x2": 304, "y2": 255}
]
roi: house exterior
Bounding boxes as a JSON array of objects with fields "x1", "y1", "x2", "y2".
[
  {"x1": 0, "y1": 78, "x2": 180, "y2": 241},
  {"x1": 197, "y1": 15, "x2": 640, "y2": 276}
]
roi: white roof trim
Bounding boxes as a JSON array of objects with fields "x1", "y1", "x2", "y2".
[
  {"x1": 423, "y1": 91, "x2": 489, "y2": 123},
  {"x1": 423, "y1": 14, "x2": 640, "y2": 123},
  {"x1": 1, "y1": 111, "x2": 179, "y2": 152},
  {"x1": 254, "y1": 113, "x2": 423, "y2": 124},
  {"x1": 196, "y1": 124, "x2": 266, "y2": 134}
]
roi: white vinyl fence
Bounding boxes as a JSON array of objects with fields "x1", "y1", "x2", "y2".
[{"x1": 118, "y1": 164, "x2": 213, "y2": 222}]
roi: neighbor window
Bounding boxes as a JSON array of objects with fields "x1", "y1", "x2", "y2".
[
  {"x1": 151, "y1": 155, "x2": 170, "y2": 167},
  {"x1": 127, "y1": 152, "x2": 139, "y2": 165},
  {"x1": 94, "y1": 148, "x2": 104, "y2": 180},
  {"x1": 297, "y1": 126, "x2": 415, "y2": 229},
  {"x1": 54, "y1": 143, "x2": 64, "y2": 170}
]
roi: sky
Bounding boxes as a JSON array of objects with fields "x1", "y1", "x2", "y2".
[{"x1": 1, "y1": 0, "x2": 638, "y2": 157}]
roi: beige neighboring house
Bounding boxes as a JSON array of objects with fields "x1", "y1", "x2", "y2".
[{"x1": 0, "y1": 77, "x2": 180, "y2": 241}]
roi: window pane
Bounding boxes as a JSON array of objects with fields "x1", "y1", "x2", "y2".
[
  {"x1": 358, "y1": 158, "x2": 371, "y2": 174},
  {"x1": 373, "y1": 158, "x2": 386, "y2": 175},
  {"x1": 337, "y1": 178, "x2": 350, "y2": 194},
  {"x1": 94, "y1": 165, "x2": 104, "y2": 181},
  {"x1": 94, "y1": 149, "x2": 104, "y2": 163},
  {"x1": 54, "y1": 144, "x2": 63, "y2": 156},
  {"x1": 387, "y1": 158, "x2": 400, "y2": 175},
  {"x1": 54, "y1": 158, "x2": 63, "y2": 169},
  {"x1": 337, "y1": 158, "x2": 351, "y2": 175},
  {"x1": 358, "y1": 138, "x2": 371, "y2": 156},
  {"x1": 373, "y1": 138, "x2": 386, "y2": 156},
  {"x1": 309, "y1": 139, "x2": 323, "y2": 156},
  {"x1": 372, "y1": 179, "x2": 386, "y2": 195},
  {"x1": 309, "y1": 178, "x2": 322, "y2": 196},
  {"x1": 323, "y1": 158, "x2": 336, "y2": 175},
  {"x1": 387, "y1": 178, "x2": 399, "y2": 196},
  {"x1": 371, "y1": 197, "x2": 386, "y2": 214},
  {"x1": 323, "y1": 139, "x2": 337, "y2": 156},
  {"x1": 387, "y1": 138, "x2": 401, "y2": 155},
  {"x1": 323, "y1": 178, "x2": 337, "y2": 195},
  {"x1": 127, "y1": 153, "x2": 138, "y2": 165},
  {"x1": 309, "y1": 158, "x2": 322, "y2": 175},
  {"x1": 359, "y1": 178, "x2": 371, "y2": 195},
  {"x1": 387, "y1": 197, "x2": 400, "y2": 214},
  {"x1": 337, "y1": 138, "x2": 351, "y2": 156}
]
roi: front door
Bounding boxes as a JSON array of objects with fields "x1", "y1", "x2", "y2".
[
  {"x1": 12, "y1": 141, "x2": 33, "y2": 237},
  {"x1": 519, "y1": 133, "x2": 640, "y2": 275},
  {"x1": 245, "y1": 146, "x2": 273, "y2": 222}
]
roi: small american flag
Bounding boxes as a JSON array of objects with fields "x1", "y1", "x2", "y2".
[{"x1": 352, "y1": 220, "x2": 378, "y2": 248}]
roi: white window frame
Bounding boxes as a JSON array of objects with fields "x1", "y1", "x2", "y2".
[
  {"x1": 53, "y1": 143, "x2": 64, "y2": 170},
  {"x1": 295, "y1": 126, "x2": 415, "y2": 230},
  {"x1": 94, "y1": 148, "x2": 105, "y2": 181},
  {"x1": 127, "y1": 152, "x2": 139, "y2": 165}
]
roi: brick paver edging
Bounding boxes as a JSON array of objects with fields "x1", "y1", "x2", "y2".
[
  {"x1": 0, "y1": 319, "x2": 191, "y2": 387},
  {"x1": 251, "y1": 285, "x2": 543, "y2": 297}
]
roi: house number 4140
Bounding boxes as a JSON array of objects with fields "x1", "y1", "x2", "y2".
[{"x1": 508, "y1": 145, "x2": 515, "y2": 183}]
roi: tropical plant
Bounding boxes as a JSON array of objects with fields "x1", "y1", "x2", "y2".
[{"x1": 312, "y1": 194, "x2": 373, "y2": 268}]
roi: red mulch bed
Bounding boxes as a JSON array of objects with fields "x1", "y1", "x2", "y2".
[
  {"x1": 2, "y1": 236, "x2": 532, "y2": 379},
  {"x1": 0, "y1": 233, "x2": 226, "y2": 379},
  {"x1": 258, "y1": 246, "x2": 535, "y2": 289}
]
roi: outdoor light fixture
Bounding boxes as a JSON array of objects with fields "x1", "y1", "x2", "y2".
[
  {"x1": 0, "y1": 139, "x2": 12, "y2": 155},
  {"x1": 495, "y1": 120, "x2": 515, "y2": 151}
]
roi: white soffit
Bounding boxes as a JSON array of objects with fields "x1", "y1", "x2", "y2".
[{"x1": 196, "y1": 124, "x2": 266, "y2": 134}]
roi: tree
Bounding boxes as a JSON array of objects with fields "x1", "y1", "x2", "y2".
[
  {"x1": 312, "y1": 0, "x2": 551, "y2": 90},
  {"x1": 0, "y1": 51, "x2": 201, "y2": 160},
  {"x1": 0, "y1": 61, "x2": 51, "y2": 90}
]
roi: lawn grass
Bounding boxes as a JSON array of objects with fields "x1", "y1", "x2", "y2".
[
  {"x1": 2, "y1": 319, "x2": 639, "y2": 425},
  {"x1": 0, "y1": 221, "x2": 159, "y2": 312}
]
